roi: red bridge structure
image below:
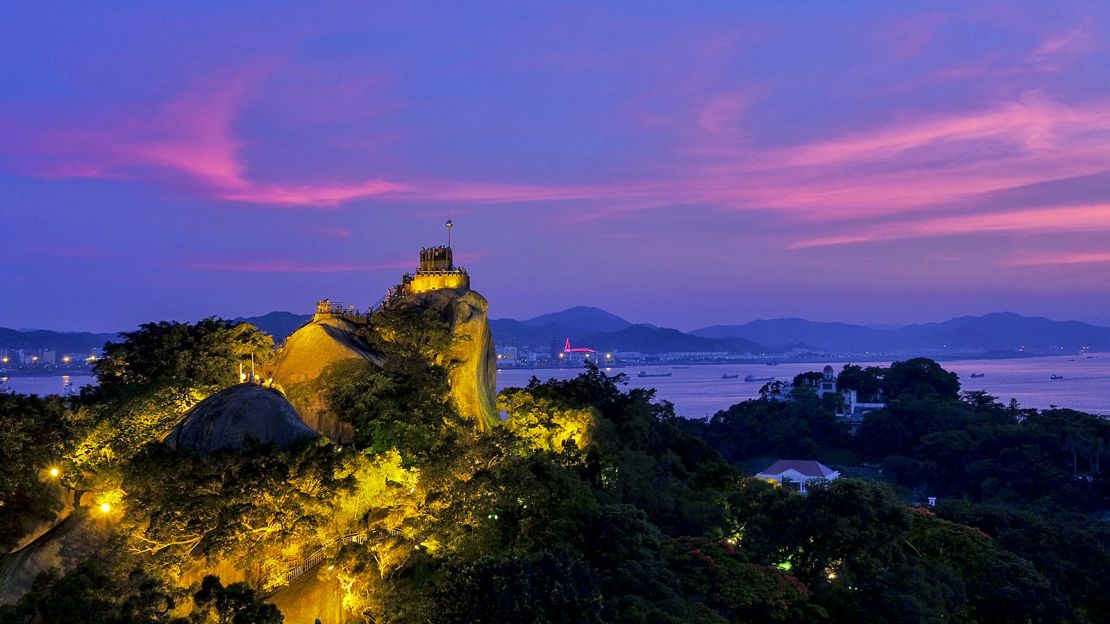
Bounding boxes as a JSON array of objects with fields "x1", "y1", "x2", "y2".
[{"x1": 563, "y1": 338, "x2": 597, "y2": 354}]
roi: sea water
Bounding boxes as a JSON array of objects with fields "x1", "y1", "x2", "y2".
[
  {"x1": 497, "y1": 354, "x2": 1110, "y2": 418},
  {"x1": 3, "y1": 375, "x2": 97, "y2": 397},
  {"x1": 5, "y1": 354, "x2": 1107, "y2": 418}
]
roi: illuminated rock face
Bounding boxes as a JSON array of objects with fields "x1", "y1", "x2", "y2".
[
  {"x1": 268, "y1": 569, "x2": 347, "y2": 624},
  {"x1": 0, "y1": 514, "x2": 102, "y2": 605},
  {"x1": 404, "y1": 287, "x2": 499, "y2": 431},
  {"x1": 270, "y1": 315, "x2": 382, "y2": 443},
  {"x1": 271, "y1": 315, "x2": 381, "y2": 386}
]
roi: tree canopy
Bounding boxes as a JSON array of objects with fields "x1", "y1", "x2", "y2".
[{"x1": 3, "y1": 316, "x2": 1108, "y2": 624}]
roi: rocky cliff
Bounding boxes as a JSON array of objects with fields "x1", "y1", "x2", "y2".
[
  {"x1": 269, "y1": 315, "x2": 382, "y2": 443},
  {"x1": 401, "y1": 288, "x2": 499, "y2": 431}
]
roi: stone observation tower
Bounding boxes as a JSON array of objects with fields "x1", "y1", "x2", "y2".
[{"x1": 398, "y1": 218, "x2": 470, "y2": 296}]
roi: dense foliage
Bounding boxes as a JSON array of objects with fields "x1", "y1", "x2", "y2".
[
  {"x1": 699, "y1": 358, "x2": 1110, "y2": 621},
  {"x1": 2, "y1": 313, "x2": 1108, "y2": 623},
  {"x1": 0, "y1": 394, "x2": 70, "y2": 550},
  {"x1": 94, "y1": 319, "x2": 274, "y2": 395}
]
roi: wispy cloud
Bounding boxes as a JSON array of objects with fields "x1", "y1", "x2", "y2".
[
  {"x1": 1008, "y1": 251, "x2": 1110, "y2": 266},
  {"x1": 5, "y1": 25, "x2": 1110, "y2": 259},
  {"x1": 2, "y1": 64, "x2": 405, "y2": 208},
  {"x1": 178, "y1": 259, "x2": 412, "y2": 273},
  {"x1": 789, "y1": 204, "x2": 1110, "y2": 249},
  {"x1": 1029, "y1": 23, "x2": 1096, "y2": 69},
  {"x1": 306, "y1": 226, "x2": 353, "y2": 240}
]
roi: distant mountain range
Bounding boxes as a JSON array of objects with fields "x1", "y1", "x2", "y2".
[
  {"x1": 0, "y1": 312, "x2": 314, "y2": 357},
  {"x1": 234, "y1": 312, "x2": 312, "y2": 341},
  {"x1": 693, "y1": 312, "x2": 1110, "y2": 355},
  {"x1": 491, "y1": 307, "x2": 1110, "y2": 357},
  {"x1": 4, "y1": 308, "x2": 1109, "y2": 359},
  {"x1": 0, "y1": 327, "x2": 118, "y2": 355}
]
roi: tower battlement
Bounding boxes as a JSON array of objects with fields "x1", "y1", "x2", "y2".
[
  {"x1": 419, "y1": 246, "x2": 455, "y2": 272},
  {"x1": 374, "y1": 218, "x2": 471, "y2": 308},
  {"x1": 402, "y1": 247, "x2": 469, "y2": 295}
]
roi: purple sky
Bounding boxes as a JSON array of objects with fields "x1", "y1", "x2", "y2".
[{"x1": 3, "y1": 1, "x2": 1110, "y2": 332}]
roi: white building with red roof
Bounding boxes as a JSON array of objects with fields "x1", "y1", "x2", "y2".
[{"x1": 756, "y1": 459, "x2": 840, "y2": 493}]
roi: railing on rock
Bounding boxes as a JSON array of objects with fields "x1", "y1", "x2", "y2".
[{"x1": 314, "y1": 299, "x2": 371, "y2": 323}]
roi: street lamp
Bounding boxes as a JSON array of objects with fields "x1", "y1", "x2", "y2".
[{"x1": 49, "y1": 467, "x2": 60, "y2": 478}]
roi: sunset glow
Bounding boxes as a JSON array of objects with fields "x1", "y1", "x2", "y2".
[{"x1": 2, "y1": 1, "x2": 1109, "y2": 329}]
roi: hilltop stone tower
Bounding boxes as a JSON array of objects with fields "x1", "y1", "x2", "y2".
[
  {"x1": 270, "y1": 218, "x2": 498, "y2": 439},
  {"x1": 399, "y1": 246, "x2": 470, "y2": 295},
  {"x1": 386, "y1": 219, "x2": 498, "y2": 431}
]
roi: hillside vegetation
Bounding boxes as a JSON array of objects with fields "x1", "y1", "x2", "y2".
[{"x1": 0, "y1": 317, "x2": 1107, "y2": 623}]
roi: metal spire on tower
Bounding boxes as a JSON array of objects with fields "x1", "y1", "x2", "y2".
[{"x1": 446, "y1": 213, "x2": 453, "y2": 248}]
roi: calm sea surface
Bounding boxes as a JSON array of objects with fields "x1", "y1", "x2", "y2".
[
  {"x1": 2, "y1": 375, "x2": 96, "y2": 397},
  {"x1": 497, "y1": 354, "x2": 1110, "y2": 418},
  {"x1": 5, "y1": 354, "x2": 1107, "y2": 417}
]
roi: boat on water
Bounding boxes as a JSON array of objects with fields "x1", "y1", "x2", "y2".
[
  {"x1": 638, "y1": 371, "x2": 673, "y2": 378},
  {"x1": 969, "y1": 373, "x2": 985, "y2": 378},
  {"x1": 722, "y1": 373, "x2": 740, "y2": 380},
  {"x1": 745, "y1": 374, "x2": 775, "y2": 382},
  {"x1": 1050, "y1": 374, "x2": 1064, "y2": 380}
]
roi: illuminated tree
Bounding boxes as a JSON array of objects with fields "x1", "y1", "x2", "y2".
[
  {"x1": 94, "y1": 319, "x2": 273, "y2": 395},
  {"x1": 0, "y1": 394, "x2": 71, "y2": 550}
]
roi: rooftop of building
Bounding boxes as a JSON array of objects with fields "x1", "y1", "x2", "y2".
[{"x1": 757, "y1": 459, "x2": 839, "y2": 478}]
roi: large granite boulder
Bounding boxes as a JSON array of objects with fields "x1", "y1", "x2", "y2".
[
  {"x1": 403, "y1": 288, "x2": 499, "y2": 431},
  {"x1": 163, "y1": 385, "x2": 317, "y2": 454},
  {"x1": 269, "y1": 315, "x2": 381, "y2": 385},
  {"x1": 268, "y1": 316, "x2": 382, "y2": 443}
]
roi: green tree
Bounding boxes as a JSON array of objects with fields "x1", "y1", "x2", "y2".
[
  {"x1": 0, "y1": 394, "x2": 71, "y2": 550},
  {"x1": 835, "y1": 364, "x2": 885, "y2": 402},
  {"x1": 882, "y1": 358, "x2": 960, "y2": 401},
  {"x1": 0, "y1": 558, "x2": 186, "y2": 624},
  {"x1": 190, "y1": 576, "x2": 282, "y2": 624},
  {"x1": 94, "y1": 319, "x2": 273, "y2": 396}
]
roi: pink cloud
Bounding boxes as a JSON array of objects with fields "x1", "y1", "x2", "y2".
[
  {"x1": 1029, "y1": 24, "x2": 1096, "y2": 69},
  {"x1": 789, "y1": 204, "x2": 1110, "y2": 249},
  {"x1": 1008, "y1": 251, "x2": 1110, "y2": 266},
  {"x1": 2, "y1": 64, "x2": 405, "y2": 208},
  {"x1": 179, "y1": 259, "x2": 412, "y2": 273},
  {"x1": 697, "y1": 92, "x2": 752, "y2": 137},
  {"x1": 13, "y1": 244, "x2": 110, "y2": 259},
  {"x1": 869, "y1": 12, "x2": 948, "y2": 62},
  {"x1": 175, "y1": 249, "x2": 486, "y2": 274},
  {"x1": 306, "y1": 226, "x2": 353, "y2": 240},
  {"x1": 762, "y1": 91, "x2": 1100, "y2": 169},
  {"x1": 657, "y1": 91, "x2": 1110, "y2": 241},
  {"x1": 5, "y1": 49, "x2": 1110, "y2": 260}
]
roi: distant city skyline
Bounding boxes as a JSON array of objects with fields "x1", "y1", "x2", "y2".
[{"x1": 3, "y1": 1, "x2": 1110, "y2": 332}]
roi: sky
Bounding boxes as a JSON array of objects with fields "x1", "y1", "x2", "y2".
[{"x1": 3, "y1": 1, "x2": 1110, "y2": 332}]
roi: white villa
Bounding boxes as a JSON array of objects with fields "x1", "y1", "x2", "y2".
[
  {"x1": 756, "y1": 459, "x2": 840, "y2": 493},
  {"x1": 815, "y1": 365, "x2": 887, "y2": 420}
]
